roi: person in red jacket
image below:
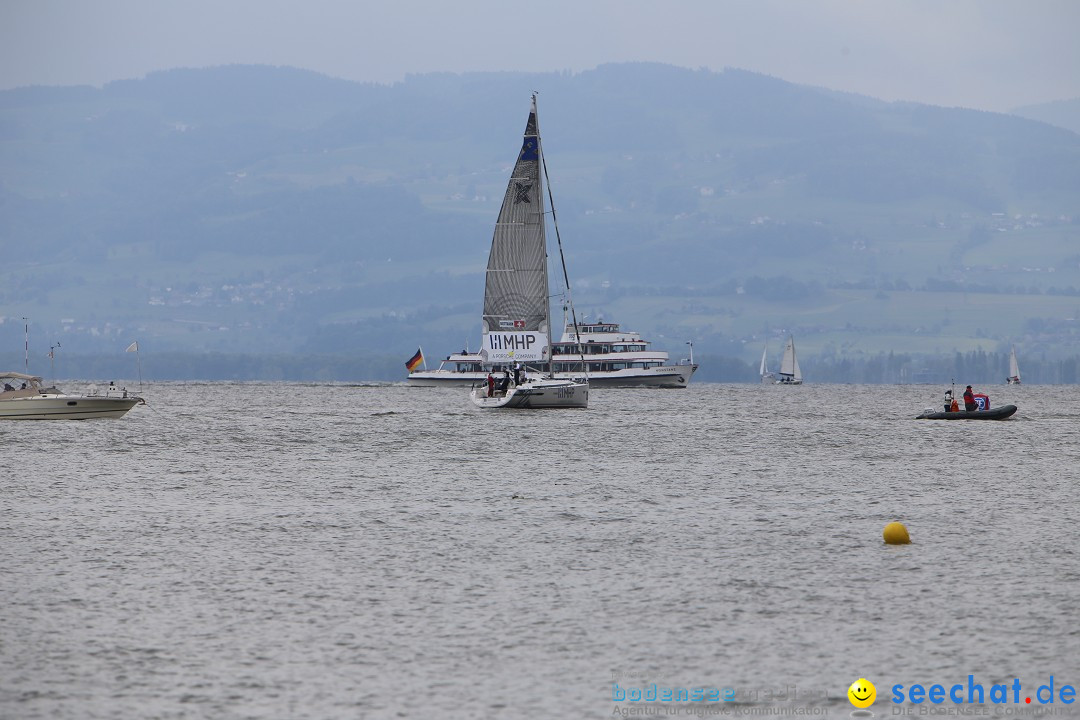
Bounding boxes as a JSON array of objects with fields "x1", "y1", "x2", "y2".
[{"x1": 963, "y1": 385, "x2": 977, "y2": 411}]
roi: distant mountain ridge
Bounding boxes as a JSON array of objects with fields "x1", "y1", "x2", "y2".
[
  {"x1": 2, "y1": 62, "x2": 1079, "y2": 380},
  {"x1": 1011, "y1": 97, "x2": 1080, "y2": 135}
]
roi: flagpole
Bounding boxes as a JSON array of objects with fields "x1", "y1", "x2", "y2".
[
  {"x1": 23, "y1": 317, "x2": 28, "y2": 373},
  {"x1": 421, "y1": 345, "x2": 427, "y2": 370}
]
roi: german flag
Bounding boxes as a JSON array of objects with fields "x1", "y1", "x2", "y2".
[{"x1": 405, "y1": 348, "x2": 424, "y2": 372}]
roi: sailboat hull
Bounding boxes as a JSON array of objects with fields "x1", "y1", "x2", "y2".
[{"x1": 471, "y1": 380, "x2": 588, "y2": 409}]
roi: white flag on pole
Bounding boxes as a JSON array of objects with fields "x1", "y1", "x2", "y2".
[{"x1": 126, "y1": 341, "x2": 139, "y2": 352}]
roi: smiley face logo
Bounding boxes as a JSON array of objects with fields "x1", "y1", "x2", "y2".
[{"x1": 848, "y1": 678, "x2": 876, "y2": 708}]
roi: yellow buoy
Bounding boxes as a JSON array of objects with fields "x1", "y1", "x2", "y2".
[{"x1": 883, "y1": 521, "x2": 911, "y2": 545}]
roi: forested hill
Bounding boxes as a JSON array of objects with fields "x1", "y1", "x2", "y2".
[{"x1": 2, "y1": 63, "x2": 1079, "y2": 381}]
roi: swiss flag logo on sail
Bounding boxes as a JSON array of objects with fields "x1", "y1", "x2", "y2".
[{"x1": 513, "y1": 320, "x2": 525, "y2": 328}]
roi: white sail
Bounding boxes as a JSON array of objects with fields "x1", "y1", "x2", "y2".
[
  {"x1": 1007, "y1": 346, "x2": 1021, "y2": 384},
  {"x1": 480, "y1": 97, "x2": 550, "y2": 364},
  {"x1": 759, "y1": 343, "x2": 773, "y2": 382},
  {"x1": 776, "y1": 335, "x2": 802, "y2": 384}
]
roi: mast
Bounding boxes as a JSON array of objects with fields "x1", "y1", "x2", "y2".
[
  {"x1": 536, "y1": 94, "x2": 588, "y2": 379},
  {"x1": 534, "y1": 95, "x2": 554, "y2": 374}
]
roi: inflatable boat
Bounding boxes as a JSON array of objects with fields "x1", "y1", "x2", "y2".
[{"x1": 916, "y1": 404, "x2": 1017, "y2": 420}]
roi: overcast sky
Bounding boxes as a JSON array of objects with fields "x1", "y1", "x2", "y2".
[{"x1": 2, "y1": 0, "x2": 1078, "y2": 113}]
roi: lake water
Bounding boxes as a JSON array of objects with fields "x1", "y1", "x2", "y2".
[{"x1": 2, "y1": 382, "x2": 1079, "y2": 719}]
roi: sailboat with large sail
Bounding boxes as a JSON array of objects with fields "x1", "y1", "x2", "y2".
[
  {"x1": 774, "y1": 335, "x2": 803, "y2": 385},
  {"x1": 1006, "y1": 346, "x2": 1021, "y2": 385},
  {"x1": 470, "y1": 95, "x2": 588, "y2": 409}
]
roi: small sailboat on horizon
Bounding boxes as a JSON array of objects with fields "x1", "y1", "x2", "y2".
[
  {"x1": 774, "y1": 335, "x2": 803, "y2": 385},
  {"x1": 1006, "y1": 345, "x2": 1021, "y2": 385},
  {"x1": 759, "y1": 342, "x2": 775, "y2": 383}
]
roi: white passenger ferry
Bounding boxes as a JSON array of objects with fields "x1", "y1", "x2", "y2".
[{"x1": 407, "y1": 321, "x2": 697, "y2": 389}]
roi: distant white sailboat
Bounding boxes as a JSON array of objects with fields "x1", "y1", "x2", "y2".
[
  {"x1": 759, "y1": 342, "x2": 775, "y2": 383},
  {"x1": 775, "y1": 335, "x2": 803, "y2": 385},
  {"x1": 1006, "y1": 345, "x2": 1021, "y2": 385}
]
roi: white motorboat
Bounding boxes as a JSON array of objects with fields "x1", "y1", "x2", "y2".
[
  {"x1": 406, "y1": 350, "x2": 486, "y2": 386},
  {"x1": 468, "y1": 95, "x2": 588, "y2": 409},
  {"x1": 548, "y1": 321, "x2": 696, "y2": 388},
  {"x1": 0, "y1": 372, "x2": 144, "y2": 420},
  {"x1": 408, "y1": 320, "x2": 696, "y2": 389}
]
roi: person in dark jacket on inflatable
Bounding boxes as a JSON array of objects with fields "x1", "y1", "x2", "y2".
[{"x1": 963, "y1": 385, "x2": 977, "y2": 411}]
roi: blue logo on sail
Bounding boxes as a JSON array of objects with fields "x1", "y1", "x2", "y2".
[{"x1": 519, "y1": 138, "x2": 538, "y2": 162}]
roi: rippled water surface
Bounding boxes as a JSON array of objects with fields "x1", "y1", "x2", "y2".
[{"x1": 3, "y1": 382, "x2": 1079, "y2": 719}]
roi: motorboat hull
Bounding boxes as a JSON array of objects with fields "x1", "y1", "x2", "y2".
[
  {"x1": 916, "y1": 404, "x2": 1017, "y2": 421},
  {"x1": 407, "y1": 371, "x2": 487, "y2": 387},
  {"x1": 555, "y1": 365, "x2": 695, "y2": 388},
  {"x1": 470, "y1": 380, "x2": 588, "y2": 409},
  {"x1": 0, "y1": 395, "x2": 143, "y2": 420},
  {"x1": 411, "y1": 364, "x2": 695, "y2": 389}
]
